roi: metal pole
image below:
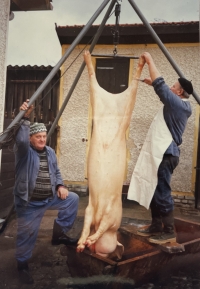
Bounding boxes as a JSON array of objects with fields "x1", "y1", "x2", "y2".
[
  {"x1": 128, "y1": 0, "x2": 200, "y2": 105},
  {"x1": 47, "y1": 0, "x2": 117, "y2": 142},
  {"x1": 0, "y1": 0, "x2": 111, "y2": 145}
]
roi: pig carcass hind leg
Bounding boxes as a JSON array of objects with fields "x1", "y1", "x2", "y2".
[
  {"x1": 85, "y1": 215, "x2": 113, "y2": 247},
  {"x1": 77, "y1": 205, "x2": 94, "y2": 252}
]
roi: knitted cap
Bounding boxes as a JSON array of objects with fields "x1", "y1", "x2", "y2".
[
  {"x1": 178, "y1": 78, "x2": 193, "y2": 95},
  {"x1": 30, "y1": 123, "x2": 47, "y2": 135}
]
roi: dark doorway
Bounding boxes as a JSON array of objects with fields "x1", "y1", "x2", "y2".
[{"x1": 96, "y1": 58, "x2": 130, "y2": 93}]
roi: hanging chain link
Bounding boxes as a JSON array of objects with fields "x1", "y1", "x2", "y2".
[
  {"x1": 112, "y1": 1, "x2": 121, "y2": 56},
  {"x1": 113, "y1": 45, "x2": 118, "y2": 56}
]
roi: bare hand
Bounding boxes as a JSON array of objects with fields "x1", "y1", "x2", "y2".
[
  {"x1": 141, "y1": 52, "x2": 153, "y2": 65},
  {"x1": 57, "y1": 186, "x2": 69, "y2": 200},
  {"x1": 20, "y1": 99, "x2": 34, "y2": 117},
  {"x1": 138, "y1": 55, "x2": 146, "y2": 67},
  {"x1": 143, "y1": 77, "x2": 153, "y2": 86}
]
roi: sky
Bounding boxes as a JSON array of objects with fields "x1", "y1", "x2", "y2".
[{"x1": 7, "y1": 0, "x2": 199, "y2": 66}]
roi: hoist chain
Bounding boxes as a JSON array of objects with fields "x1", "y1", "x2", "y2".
[{"x1": 113, "y1": 1, "x2": 121, "y2": 56}]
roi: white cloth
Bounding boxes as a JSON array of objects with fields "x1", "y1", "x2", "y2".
[{"x1": 127, "y1": 106, "x2": 173, "y2": 209}]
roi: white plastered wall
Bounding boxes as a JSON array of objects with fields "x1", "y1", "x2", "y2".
[
  {"x1": 58, "y1": 43, "x2": 199, "y2": 194},
  {"x1": 0, "y1": 0, "x2": 10, "y2": 166}
]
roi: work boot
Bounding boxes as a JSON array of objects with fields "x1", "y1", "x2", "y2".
[
  {"x1": 137, "y1": 217, "x2": 162, "y2": 237},
  {"x1": 17, "y1": 261, "x2": 34, "y2": 284},
  {"x1": 137, "y1": 207, "x2": 162, "y2": 237},
  {"x1": 51, "y1": 220, "x2": 78, "y2": 246},
  {"x1": 149, "y1": 211, "x2": 176, "y2": 244}
]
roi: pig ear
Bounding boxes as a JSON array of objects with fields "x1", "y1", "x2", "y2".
[{"x1": 109, "y1": 241, "x2": 124, "y2": 260}]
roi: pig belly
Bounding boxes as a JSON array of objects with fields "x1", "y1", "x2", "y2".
[{"x1": 88, "y1": 137, "x2": 126, "y2": 199}]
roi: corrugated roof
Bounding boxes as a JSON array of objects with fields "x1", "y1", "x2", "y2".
[
  {"x1": 55, "y1": 21, "x2": 199, "y2": 46},
  {"x1": 7, "y1": 65, "x2": 54, "y2": 70}
]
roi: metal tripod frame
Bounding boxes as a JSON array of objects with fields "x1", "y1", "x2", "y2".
[{"x1": 0, "y1": 0, "x2": 199, "y2": 146}]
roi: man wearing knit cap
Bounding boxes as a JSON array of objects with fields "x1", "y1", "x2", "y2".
[
  {"x1": 128, "y1": 52, "x2": 192, "y2": 245},
  {"x1": 13, "y1": 100, "x2": 79, "y2": 284}
]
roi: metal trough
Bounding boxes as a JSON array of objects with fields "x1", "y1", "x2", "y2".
[{"x1": 60, "y1": 218, "x2": 200, "y2": 287}]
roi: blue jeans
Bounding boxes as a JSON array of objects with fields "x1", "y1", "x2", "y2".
[
  {"x1": 15, "y1": 191, "x2": 79, "y2": 262},
  {"x1": 150, "y1": 154, "x2": 179, "y2": 215}
]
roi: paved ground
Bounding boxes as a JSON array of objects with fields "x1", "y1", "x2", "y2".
[{"x1": 1, "y1": 195, "x2": 200, "y2": 289}]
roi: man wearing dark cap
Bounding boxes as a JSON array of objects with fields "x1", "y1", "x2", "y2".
[
  {"x1": 14, "y1": 100, "x2": 79, "y2": 284},
  {"x1": 134, "y1": 52, "x2": 192, "y2": 244}
]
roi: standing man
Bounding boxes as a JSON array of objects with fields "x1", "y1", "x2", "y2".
[
  {"x1": 133, "y1": 52, "x2": 192, "y2": 244},
  {"x1": 14, "y1": 100, "x2": 79, "y2": 284}
]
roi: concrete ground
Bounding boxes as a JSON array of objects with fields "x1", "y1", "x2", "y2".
[{"x1": 1, "y1": 195, "x2": 200, "y2": 289}]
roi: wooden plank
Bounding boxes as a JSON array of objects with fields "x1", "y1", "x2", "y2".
[
  {"x1": 0, "y1": 187, "x2": 14, "y2": 195},
  {"x1": 0, "y1": 189, "x2": 14, "y2": 219},
  {"x1": 0, "y1": 178, "x2": 15, "y2": 190},
  {"x1": 12, "y1": 84, "x2": 18, "y2": 118},
  {"x1": 1, "y1": 151, "x2": 15, "y2": 163},
  {"x1": 35, "y1": 83, "x2": 42, "y2": 122},
  {"x1": 0, "y1": 172, "x2": 15, "y2": 180},
  {"x1": 4, "y1": 67, "x2": 60, "y2": 150},
  {"x1": 0, "y1": 163, "x2": 15, "y2": 173},
  {"x1": 29, "y1": 82, "x2": 36, "y2": 123},
  {"x1": 52, "y1": 73, "x2": 60, "y2": 119},
  {"x1": 17, "y1": 83, "x2": 25, "y2": 115},
  {"x1": 158, "y1": 242, "x2": 185, "y2": 254},
  {"x1": 42, "y1": 83, "x2": 52, "y2": 123},
  {"x1": 6, "y1": 83, "x2": 14, "y2": 119}
]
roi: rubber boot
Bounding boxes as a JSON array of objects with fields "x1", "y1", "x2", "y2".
[
  {"x1": 17, "y1": 261, "x2": 34, "y2": 284},
  {"x1": 51, "y1": 220, "x2": 78, "y2": 246},
  {"x1": 137, "y1": 209, "x2": 162, "y2": 237},
  {"x1": 149, "y1": 210, "x2": 176, "y2": 244}
]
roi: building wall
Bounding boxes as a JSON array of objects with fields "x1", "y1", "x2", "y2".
[
  {"x1": 58, "y1": 43, "x2": 199, "y2": 198},
  {"x1": 0, "y1": 0, "x2": 10, "y2": 164}
]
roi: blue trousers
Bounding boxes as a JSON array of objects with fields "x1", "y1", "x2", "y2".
[
  {"x1": 150, "y1": 154, "x2": 179, "y2": 215},
  {"x1": 15, "y1": 191, "x2": 79, "y2": 262}
]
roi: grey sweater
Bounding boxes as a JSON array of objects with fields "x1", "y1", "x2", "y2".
[{"x1": 152, "y1": 77, "x2": 192, "y2": 157}]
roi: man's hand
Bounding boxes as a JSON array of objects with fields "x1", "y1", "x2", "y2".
[
  {"x1": 57, "y1": 186, "x2": 69, "y2": 200},
  {"x1": 143, "y1": 78, "x2": 153, "y2": 86},
  {"x1": 141, "y1": 52, "x2": 153, "y2": 65},
  {"x1": 20, "y1": 99, "x2": 34, "y2": 118},
  {"x1": 141, "y1": 52, "x2": 161, "y2": 82}
]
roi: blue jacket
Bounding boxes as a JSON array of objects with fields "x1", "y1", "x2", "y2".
[
  {"x1": 152, "y1": 77, "x2": 192, "y2": 157},
  {"x1": 13, "y1": 120, "x2": 64, "y2": 206}
]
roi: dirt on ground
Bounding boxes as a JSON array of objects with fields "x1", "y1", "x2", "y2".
[
  {"x1": 0, "y1": 214, "x2": 84, "y2": 289},
  {"x1": 1, "y1": 197, "x2": 200, "y2": 289}
]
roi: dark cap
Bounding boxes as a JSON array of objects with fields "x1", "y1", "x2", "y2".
[{"x1": 178, "y1": 77, "x2": 193, "y2": 95}]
